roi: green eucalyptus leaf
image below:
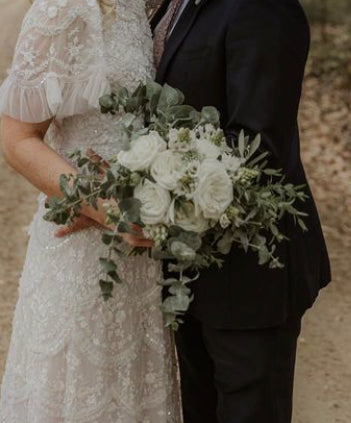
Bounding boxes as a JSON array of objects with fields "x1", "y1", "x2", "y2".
[
  {"x1": 117, "y1": 87, "x2": 130, "y2": 107},
  {"x1": 77, "y1": 157, "x2": 89, "y2": 167},
  {"x1": 176, "y1": 231, "x2": 202, "y2": 251},
  {"x1": 59, "y1": 174, "x2": 69, "y2": 194},
  {"x1": 145, "y1": 80, "x2": 162, "y2": 100},
  {"x1": 175, "y1": 88, "x2": 185, "y2": 104},
  {"x1": 168, "y1": 105, "x2": 198, "y2": 124},
  {"x1": 99, "y1": 258, "x2": 117, "y2": 273},
  {"x1": 236, "y1": 229, "x2": 249, "y2": 252},
  {"x1": 162, "y1": 293, "x2": 192, "y2": 314},
  {"x1": 217, "y1": 230, "x2": 234, "y2": 255},
  {"x1": 167, "y1": 262, "x2": 192, "y2": 273},
  {"x1": 163, "y1": 312, "x2": 179, "y2": 330},
  {"x1": 99, "y1": 94, "x2": 116, "y2": 113},
  {"x1": 101, "y1": 232, "x2": 115, "y2": 245},
  {"x1": 132, "y1": 83, "x2": 147, "y2": 108},
  {"x1": 168, "y1": 226, "x2": 182, "y2": 237},
  {"x1": 78, "y1": 179, "x2": 91, "y2": 195},
  {"x1": 158, "y1": 83, "x2": 182, "y2": 110},
  {"x1": 168, "y1": 281, "x2": 192, "y2": 297},
  {"x1": 99, "y1": 279, "x2": 114, "y2": 298},
  {"x1": 258, "y1": 246, "x2": 270, "y2": 265},
  {"x1": 170, "y1": 241, "x2": 196, "y2": 262},
  {"x1": 159, "y1": 277, "x2": 180, "y2": 287},
  {"x1": 201, "y1": 106, "x2": 220, "y2": 125},
  {"x1": 108, "y1": 271, "x2": 122, "y2": 284},
  {"x1": 120, "y1": 113, "x2": 137, "y2": 129},
  {"x1": 118, "y1": 198, "x2": 142, "y2": 223}
]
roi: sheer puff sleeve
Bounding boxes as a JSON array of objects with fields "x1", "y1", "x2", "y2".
[{"x1": 0, "y1": 0, "x2": 110, "y2": 123}]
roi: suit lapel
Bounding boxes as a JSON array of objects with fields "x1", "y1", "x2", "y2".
[{"x1": 156, "y1": 0, "x2": 210, "y2": 83}]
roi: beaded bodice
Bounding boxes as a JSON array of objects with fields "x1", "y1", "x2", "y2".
[{"x1": 47, "y1": 0, "x2": 155, "y2": 158}]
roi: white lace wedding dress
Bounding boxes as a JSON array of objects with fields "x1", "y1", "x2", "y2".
[{"x1": 0, "y1": 1, "x2": 181, "y2": 422}]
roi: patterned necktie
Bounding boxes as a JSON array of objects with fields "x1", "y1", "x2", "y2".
[{"x1": 153, "y1": 0, "x2": 183, "y2": 68}]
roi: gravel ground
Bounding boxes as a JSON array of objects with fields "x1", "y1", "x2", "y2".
[{"x1": 0, "y1": 1, "x2": 350, "y2": 422}]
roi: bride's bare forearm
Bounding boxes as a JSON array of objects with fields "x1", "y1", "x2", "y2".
[
  {"x1": 3, "y1": 135, "x2": 77, "y2": 198},
  {"x1": 4, "y1": 136, "x2": 107, "y2": 222},
  {"x1": 1, "y1": 117, "x2": 104, "y2": 223}
]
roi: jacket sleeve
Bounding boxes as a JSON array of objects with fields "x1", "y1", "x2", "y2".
[{"x1": 224, "y1": 0, "x2": 310, "y2": 168}]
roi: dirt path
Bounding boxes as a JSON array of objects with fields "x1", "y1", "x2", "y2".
[
  {"x1": 0, "y1": 0, "x2": 38, "y2": 377},
  {"x1": 0, "y1": 2, "x2": 350, "y2": 422}
]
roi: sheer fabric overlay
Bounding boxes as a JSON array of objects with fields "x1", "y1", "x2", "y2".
[{"x1": 0, "y1": 1, "x2": 182, "y2": 422}]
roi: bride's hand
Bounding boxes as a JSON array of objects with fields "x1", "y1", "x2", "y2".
[
  {"x1": 54, "y1": 149, "x2": 153, "y2": 247},
  {"x1": 54, "y1": 213, "x2": 154, "y2": 248},
  {"x1": 54, "y1": 215, "x2": 99, "y2": 238}
]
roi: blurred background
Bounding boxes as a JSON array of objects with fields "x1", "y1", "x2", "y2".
[{"x1": 0, "y1": 0, "x2": 350, "y2": 422}]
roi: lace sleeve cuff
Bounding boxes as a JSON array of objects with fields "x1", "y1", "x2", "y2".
[{"x1": 0, "y1": 71, "x2": 110, "y2": 123}]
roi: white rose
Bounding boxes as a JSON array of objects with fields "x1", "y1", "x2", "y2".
[
  {"x1": 194, "y1": 159, "x2": 233, "y2": 221},
  {"x1": 195, "y1": 138, "x2": 222, "y2": 160},
  {"x1": 168, "y1": 200, "x2": 209, "y2": 233},
  {"x1": 117, "y1": 131, "x2": 167, "y2": 172},
  {"x1": 134, "y1": 179, "x2": 171, "y2": 225},
  {"x1": 150, "y1": 150, "x2": 183, "y2": 191}
]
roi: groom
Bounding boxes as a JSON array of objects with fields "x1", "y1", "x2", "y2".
[{"x1": 151, "y1": 0, "x2": 331, "y2": 422}]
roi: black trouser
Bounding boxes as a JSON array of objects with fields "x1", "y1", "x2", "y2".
[{"x1": 175, "y1": 315, "x2": 301, "y2": 423}]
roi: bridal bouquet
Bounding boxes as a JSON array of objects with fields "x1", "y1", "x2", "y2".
[{"x1": 44, "y1": 82, "x2": 308, "y2": 329}]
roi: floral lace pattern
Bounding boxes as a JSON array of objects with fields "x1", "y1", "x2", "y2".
[{"x1": 0, "y1": 1, "x2": 181, "y2": 422}]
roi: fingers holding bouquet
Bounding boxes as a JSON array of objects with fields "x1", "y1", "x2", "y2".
[
  {"x1": 53, "y1": 211, "x2": 152, "y2": 248},
  {"x1": 48, "y1": 148, "x2": 153, "y2": 246},
  {"x1": 54, "y1": 214, "x2": 99, "y2": 238}
]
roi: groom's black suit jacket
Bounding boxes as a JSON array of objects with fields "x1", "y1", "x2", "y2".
[{"x1": 152, "y1": 0, "x2": 331, "y2": 329}]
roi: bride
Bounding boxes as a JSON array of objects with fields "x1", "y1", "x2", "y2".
[{"x1": 0, "y1": 0, "x2": 181, "y2": 422}]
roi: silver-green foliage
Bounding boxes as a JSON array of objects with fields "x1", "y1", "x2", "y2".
[{"x1": 44, "y1": 82, "x2": 308, "y2": 330}]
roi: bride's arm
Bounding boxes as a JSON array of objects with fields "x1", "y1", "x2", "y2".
[
  {"x1": 1, "y1": 115, "x2": 105, "y2": 225},
  {"x1": 0, "y1": 1, "x2": 109, "y2": 223},
  {"x1": 0, "y1": 1, "x2": 152, "y2": 246},
  {"x1": 1, "y1": 116, "x2": 153, "y2": 246}
]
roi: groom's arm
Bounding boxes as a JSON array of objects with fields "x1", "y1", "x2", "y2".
[{"x1": 224, "y1": 0, "x2": 310, "y2": 168}]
